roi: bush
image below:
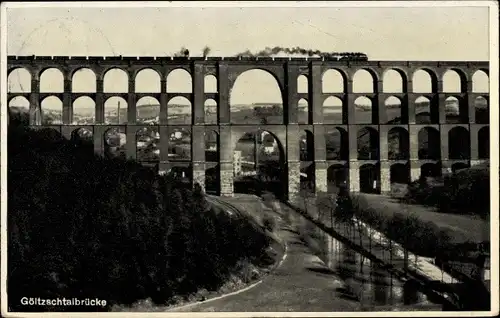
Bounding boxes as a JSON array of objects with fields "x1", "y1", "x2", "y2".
[
  {"x1": 346, "y1": 194, "x2": 466, "y2": 257},
  {"x1": 404, "y1": 168, "x2": 490, "y2": 219},
  {"x1": 8, "y1": 115, "x2": 271, "y2": 311},
  {"x1": 262, "y1": 214, "x2": 277, "y2": 232}
]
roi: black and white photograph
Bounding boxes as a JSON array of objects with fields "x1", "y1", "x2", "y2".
[{"x1": 1, "y1": 1, "x2": 498, "y2": 316}]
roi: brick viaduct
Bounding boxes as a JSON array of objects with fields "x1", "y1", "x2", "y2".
[{"x1": 7, "y1": 55, "x2": 490, "y2": 200}]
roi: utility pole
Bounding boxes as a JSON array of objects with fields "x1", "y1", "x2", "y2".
[
  {"x1": 254, "y1": 131, "x2": 260, "y2": 172},
  {"x1": 117, "y1": 101, "x2": 120, "y2": 124}
]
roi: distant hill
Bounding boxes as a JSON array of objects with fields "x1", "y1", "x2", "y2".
[{"x1": 9, "y1": 97, "x2": 479, "y2": 122}]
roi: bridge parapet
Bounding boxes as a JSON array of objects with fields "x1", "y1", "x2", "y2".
[{"x1": 7, "y1": 55, "x2": 489, "y2": 70}]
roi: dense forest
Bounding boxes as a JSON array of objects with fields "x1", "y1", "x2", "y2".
[{"x1": 7, "y1": 111, "x2": 272, "y2": 311}]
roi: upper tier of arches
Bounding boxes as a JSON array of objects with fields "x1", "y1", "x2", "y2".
[{"x1": 7, "y1": 62, "x2": 489, "y2": 95}]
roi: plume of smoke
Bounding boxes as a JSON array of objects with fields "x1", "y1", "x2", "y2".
[
  {"x1": 202, "y1": 46, "x2": 211, "y2": 57},
  {"x1": 173, "y1": 47, "x2": 189, "y2": 57},
  {"x1": 235, "y1": 46, "x2": 368, "y2": 60}
]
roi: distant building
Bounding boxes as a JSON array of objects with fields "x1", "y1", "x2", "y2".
[
  {"x1": 233, "y1": 151, "x2": 242, "y2": 176},
  {"x1": 261, "y1": 131, "x2": 276, "y2": 154}
]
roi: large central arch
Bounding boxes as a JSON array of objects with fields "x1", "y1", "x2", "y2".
[{"x1": 229, "y1": 69, "x2": 284, "y2": 125}]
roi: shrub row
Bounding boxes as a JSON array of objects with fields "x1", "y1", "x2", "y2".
[
  {"x1": 7, "y1": 115, "x2": 271, "y2": 311},
  {"x1": 404, "y1": 167, "x2": 490, "y2": 219},
  {"x1": 349, "y1": 196, "x2": 484, "y2": 259}
]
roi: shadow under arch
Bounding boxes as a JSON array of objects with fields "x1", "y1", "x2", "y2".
[
  {"x1": 326, "y1": 127, "x2": 348, "y2": 160},
  {"x1": 359, "y1": 163, "x2": 380, "y2": 194},
  {"x1": 418, "y1": 127, "x2": 441, "y2": 160},
  {"x1": 420, "y1": 162, "x2": 441, "y2": 178},
  {"x1": 448, "y1": 126, "x2": 470, "y2": 160},
  {"x1": 388, "y1": 127, "x2": 409, "y2": 160},
  {"x1": 357, "y1": 127, "x2": 379, "y2": 160},
  {"x1": 233, "y1": 128, "x2": 287, "y2": 198},
  {"x1": 390, "y1": 163, "x2": 410, "y2": 184},
  {"x1": 205, "y1": 165, "x2": 220, "y2": 195},
  {"x1": 327, "y1": 164, "x2": 348, "y2": 190},
  {"x1": 478, "y1": 126, "x2": 489, "y2": 159},
  {"x1": 70, "y1": 127, "x2": 94, "y2": 155}
]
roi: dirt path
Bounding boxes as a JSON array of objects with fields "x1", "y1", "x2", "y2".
[{"x1": 171, "y1": 201, "x2": 362, "y2": 312}]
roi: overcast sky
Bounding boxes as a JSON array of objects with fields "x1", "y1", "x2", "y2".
[{"x1": 6, "y1": 3, "x2": 491, "y2": 109}]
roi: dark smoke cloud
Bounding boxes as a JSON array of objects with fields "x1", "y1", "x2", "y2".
[
  {"x1": 170, "y1": 45, "x2": 367, "y2": 60},
  {"x1": 235, "y1": 46, "x2": 368, "y2": 60}
]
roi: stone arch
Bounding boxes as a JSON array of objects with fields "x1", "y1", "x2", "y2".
[
  {"x1": 40, "y1": 96, "x2": 63, "y2": 125},
  {"x1": 475, "y1": 96, "x2": 489, "y2": 124},
  {"x1": 8, "y1": 96, "x2": 30, "y2": 111},
  {"x1": 298, "y1": 98, "x2": 310, "y2": 124},
  {"x1": 297, "y1": 74, "x2": 308, "y2": 93},
  {"x1": 357, "y1": 127, "x2": 379, "y2": 160},
  {"x1": 230, "y1": 69, "x2": 283, "y2": 125},
  {"x1": 388, "y1": 127, "x2": 409, "y2": 160},
  {"x1": 168, "y1": 127, "x2": 191, "y2": 161},
  {"x1": 442, "y1": 69, "x2": 466, "y2": 93},
  {"x1": 326, "y1": 127, "x2": 348, "y2": 160},
  {"x1": 478, "y1": 126, "x2": 489, "y2": 159},
  {"x1": 7, "y1": 67, "x2": 31, "y2": 92},
  {"x1": 472, "y1": 70, "x2": 489, "y2": 93},
  {"x1": 103, "y1": 68, "x2": 128, "y2": 93},
  {"x1": 418, "y1": 127, "x2": 440, "y2": 160},
  {"x1": 390, "y1": 163, "x2": 410, "y2": 184},
  {"x1": 448, "y1": 126, "x2": 470, "y2": 159},
  {"x1": 205, "y1": 130, "x2": 219, "y2": 162},
  {"x1": 104, "y1": 96, "x2": 128, "y2": 124},
  {"x1": 136, "y1": 126, "x2": 160, "y2": 162},
  {"x1": 421, "y1": 163, "x2": 441, "y2": 178},
  {"x1": 167, "y1": 68, "x2": 193, "y2": 93},
  {"x1": 353, "y1": 69, "x2": 376, "y2": 93},
  {"x1": 445, "y1": 96, "x2": 462, "y2": 123},
  {"x1": 327, "y1": 164, "x2": 348, "y2": 188},
  {"x1": 71, "y1": 127, "x2": 94, "y2": 147},
  {"x1": 359, "y1": 163, "x2": 380, "y2": 194},
  {"x1": 204, "y1": 74, "x2": 218, "y2": 93},
  {"x1": 322, "y1": 69, "x2": 345, "y2": 93},
  {"x1": 168, "y1": 96, "x2": 192, "y2": 125},
  {"x1": 205, "y1": 164, "x2": 220, "y2": 195},
  {"x1": 72, "y1": 96, "x2": 95, "y2": 124},
  {"x1": 8, "y1": 96, "x2": 30, "y2": 125},
  {"x1": 415, "y1": 96, "x2": 432, "y2": 124},
  {"x1": 412, "y1": 69, "x2": 437, "y2": 93},
  {"x1": 323, "y1": 96, "x2": 343, "y2": 124},
  {"x1": 40, "y1": 68, "x2": 64, "y2": 93},
  {"x1": 299, "y1": 130, "x2": 315, "y2": 162},
  {"x1": 104, "y1": 127, "x2": 127, "y2": 159},
  {"x1": 384, "y1": 96, "x2": 403, "y2": 124},
  {"x1": 204, "y1": 99, "x2": 218, "y2": 124},
  {"x1": 452, "y1": 162, "x2": 470, "y2": 173},
  {"x1": 135, "y1": 68, "x2": 161, "y2": 93},
  {"x1": 354, "y1": 96, "x2": 374, "y2": 124},
  {"x1": 382, "y1": 69, "x2": 406, "y2": 93},
  {"x1": 233, "y1": 129, "x2": 286, "y2": 197},
  {"x1": 71, "y1": 68, "x2": 96, "y2": 93},
  {"x1": 136, "y1": 96, "x2": 160, "y2": 124}
]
